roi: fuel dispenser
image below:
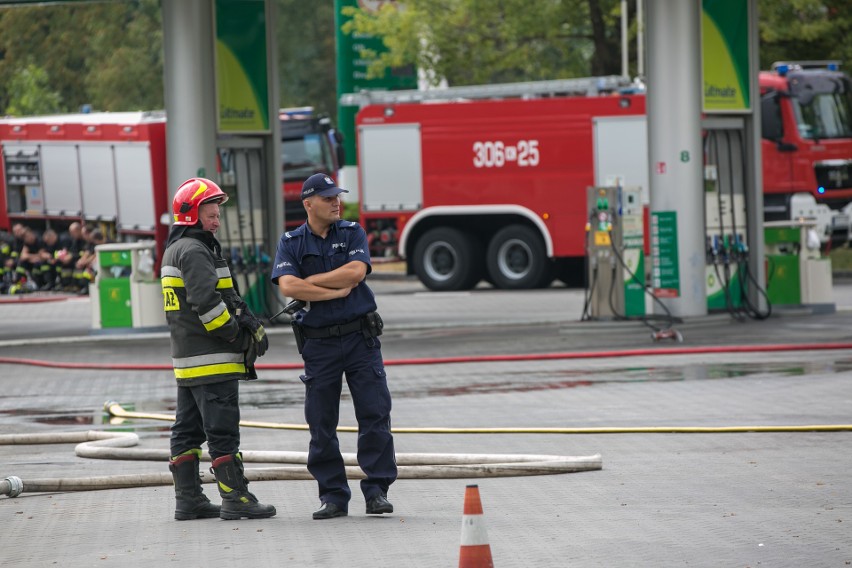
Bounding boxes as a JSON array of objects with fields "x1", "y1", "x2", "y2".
[
  {"x1": 703, "y1": 127, "x2": 760, "y2": 315},
  {"x1": 215, "y1": 142, "x2": 277, "y2": 319},
  {"x1": 584, "y1": 186, "x2": 645, "y2": 320}
]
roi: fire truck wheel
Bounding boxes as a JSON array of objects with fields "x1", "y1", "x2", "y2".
[
  {"x1": 486, "y1": 225, "x2": 552, "y2": 290},
  {"x1": 412, "y1": 227, "x2": 483, "y2": 291}
]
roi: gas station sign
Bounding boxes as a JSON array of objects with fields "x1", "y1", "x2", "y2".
[
  {"x1": 652, "y1": 211, "x2": 681, "y2": 298},
  {"x1": 335, "y1": 0, "x2": 417, "y2": 168},
  {"x1": 701, "y1": 0, "x2": 751, "y2": 113},
  {"x1": 215, "y1": 0, "x2": 270, "y2": 133}
]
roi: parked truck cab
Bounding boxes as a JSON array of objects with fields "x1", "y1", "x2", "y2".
[
  {"x1": 280, "y1": 107, "x2": 344, "y2": 230},
  {"x1": 760, "y1": 61, "x2": 852, "y2": 241}
]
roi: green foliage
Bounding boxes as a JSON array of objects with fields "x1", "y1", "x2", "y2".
[
  {"x1": 0, "y1": 1, "x2": 163, "y2": 116},
  {"x1": 342, "y1": 200, "x2": 359, "y2": 222},
  {"x1": 829, "y1": 244, "x2": 852, "y2": 271},
  {"x1": 0, "y1": 1, "x2": 849, "y2": 118},
  {"x1": 339, "y1": 0, "x2": 852, "y2": 89},
  {"x1": 5, "y1": 62, "x2": 63, "y2": 116},
  {"x1": 276, "y1": 0, "x2": 337, "y2": 122},
  {"x1": 83, "y1": 0, "x2": 164, "y2": 111},
  {"x1": 342, "y1": 0, "x2": 621, "y2": 87},
  {"x1": 757, "y1": 0, "x2": 852, "y2": 70}
]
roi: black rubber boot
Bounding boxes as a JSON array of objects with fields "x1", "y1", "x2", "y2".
[
  {"x1": 211, "y1": 453, "x2": 276, "y2": 520},
  {"x1": 169, "y1": 453, "x2": 220, "y2": 521}
]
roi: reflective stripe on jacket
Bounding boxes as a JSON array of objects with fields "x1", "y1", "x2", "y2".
[{"x1": 161, "y1": 235, "x2": 244, "y2": 386}]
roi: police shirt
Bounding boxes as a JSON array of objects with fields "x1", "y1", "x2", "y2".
[{"x1": 271, "y1": 220, "x2": 376, "y2": 328}]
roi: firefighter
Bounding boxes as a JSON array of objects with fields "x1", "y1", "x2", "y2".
[
  {"x1": 272, "y1": 173, "x2": 397, "y2": 520},
  {"x1": 57, "y1": 222, "x2": 86, "y2": 292},
  {"x1": 160, "y1": 177, "x2": 275, "y2": 521},
  {"x1": 0, "y1": 229, "x2": 12, "y2": 293},
  {"x1": 10, "y1": 226, "x2": 42, "y2": 294},
  {"x1": 35, "y1": 229, "x2": 60, "y2": 290}
]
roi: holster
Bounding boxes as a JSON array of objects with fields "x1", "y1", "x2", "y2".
[
  {"x1": 291, "y1": 320, "x2": 305, "y2": 354},
  {"x1": 361, "y1": 311, "x2": 384, "y2": 339}
]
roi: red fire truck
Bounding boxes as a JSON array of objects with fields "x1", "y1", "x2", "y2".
[
  {"x1": 760, "y1": 62, "x2": 852, "y2": 233},
  {"x1": 0, "y1": 107, "x2": 343, "y2": 253},
  {"x1": 347, "y1": 64, "x2": 852, "y2": 291},
  {"x1": 0, "y1": 111, "x2": 170, "y2": 251}
]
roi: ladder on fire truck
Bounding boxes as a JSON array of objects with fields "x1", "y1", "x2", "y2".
[{"x1": 340, "y1": 75, "x2": 638, "y2": 107}]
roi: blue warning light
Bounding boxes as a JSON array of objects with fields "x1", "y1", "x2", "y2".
[{"x1": 818, "y1": 186, "x2": 826, "y2": 194}]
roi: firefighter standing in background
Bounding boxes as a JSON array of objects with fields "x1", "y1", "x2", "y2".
[
  {"x1": 160, "y1": 177, "x2": 275, "y2": 521},
  {"x1": 272, "y1": 173, "x2": 397, "y2": 520}
]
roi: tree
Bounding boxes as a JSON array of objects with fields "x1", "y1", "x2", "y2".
[
  {"x1": 341, "y1": 0, "x2": 624, "y2": 87},
  {"x1": 1, "y1": 1, "x2": 850, "y2": 118},
  {"x1": 757, "y1": 0, "x2": 852, "y2": 70},
  {"x1": 0, "y1": 1, "x2": 163, "y2": 115},
  {"x1": 277, "y1": 0, "x2": 337, "y2": 121},
  {"x1": 84, "y1": 0, "x2": 164, "y2": 111},
  {"x1": 4, "y1": 63, "x2": 63, "y2": 116}
]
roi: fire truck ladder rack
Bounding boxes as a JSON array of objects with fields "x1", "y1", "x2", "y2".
[{"x1": 340, "y1": 75, "x2": 635, "y2": 107}]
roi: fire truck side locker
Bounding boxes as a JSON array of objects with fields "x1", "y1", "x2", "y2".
[
  {"x1": 593, "y1": 115, "x2": 650, "y2": 203},
  {"x1": 359, "y1": 122, "x2": 423, "y2": 213}
]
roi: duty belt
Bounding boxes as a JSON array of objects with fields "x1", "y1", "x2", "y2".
[{"x1": 300, "y1": 318, "x2": 364, "y2": 339}]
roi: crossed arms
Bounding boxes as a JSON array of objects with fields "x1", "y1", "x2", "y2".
[{"x1": 277, "y1": 260, "x2": 367, "y2": 303}]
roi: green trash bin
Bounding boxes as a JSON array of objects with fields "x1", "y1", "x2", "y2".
[
  {"x1": 91, "y1": 241, "x2": 165, "y2": 330},
  {"x1": 97, "y1": 248, "x2": 133, "y2": 328},
  {"x1": 764, "y1": 221, "x2": 833, "y2": 308}
]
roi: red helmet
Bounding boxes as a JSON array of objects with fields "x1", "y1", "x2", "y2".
[{"x1": 172, "y1": 178, "x2": 228, "y2": 226}]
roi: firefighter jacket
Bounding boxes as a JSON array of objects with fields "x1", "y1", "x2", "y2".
[{"x1": 160, "y1": 226, "x2": 246, "y2": 386}]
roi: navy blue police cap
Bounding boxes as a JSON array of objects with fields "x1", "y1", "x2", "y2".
[{"x1": 301, "y1": 173, "x2": 348, "y2": 200}]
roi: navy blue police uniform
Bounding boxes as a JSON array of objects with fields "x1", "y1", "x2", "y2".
[{"x1": 271, "y1": 220, "x2": 397, "y2": 513}]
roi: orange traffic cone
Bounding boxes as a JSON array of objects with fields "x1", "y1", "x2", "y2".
[{"x1": 459, "y1": 484, "x2": 494, "y2": 568}]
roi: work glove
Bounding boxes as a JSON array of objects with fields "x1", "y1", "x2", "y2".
[
  {"x1": 230, "y1": 327, "x2": 252, "y2": 351},
  {"x1": 235, "y1": 327, "x2": 259, "y2": 381},
  {"x1": 236, "y1": 304, "x2": 269, "y2": 358},
  {"x1": 244, "y1": 339, "x2": 259, "y2": 372},
  {"x1": 248, "y1": 321, "x2": 269, "y2": 357}
]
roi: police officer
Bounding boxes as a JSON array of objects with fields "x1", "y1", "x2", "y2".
[
  {"x1": 161, "y1": 177, "x2": 275, "y2": 521},
  {"x1": 271, "y1": 173, "x2": 397, "y2": 520}
]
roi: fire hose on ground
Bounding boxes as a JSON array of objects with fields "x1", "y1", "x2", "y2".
[
  {"x1": 4, "y1": 397, "x2": 852, "y2": 498},
  {"x1": 3, "y1": 342, "x2": 852, "y2": 498},
  {"x1": 0, "y1": 427, "x2": 602, "y2": 498},
  {"x1": 2, "y1": 340, "x2": 852, "y2": 371}
]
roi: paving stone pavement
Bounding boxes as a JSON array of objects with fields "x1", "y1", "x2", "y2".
[{"x1": 1, "y1": 276, "x2": 851, "y2": 567}]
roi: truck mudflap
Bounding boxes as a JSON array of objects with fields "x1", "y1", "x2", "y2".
[{"x1": 830, "y1": 211, "x2": 851, "y2": 245}]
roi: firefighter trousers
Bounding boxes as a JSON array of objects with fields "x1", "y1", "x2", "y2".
[{"x1": 171, "y1": 379, "x2": 241, "y2": 459}]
